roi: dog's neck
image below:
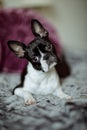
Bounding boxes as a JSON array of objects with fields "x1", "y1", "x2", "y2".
[
  {"x1": 27, "y1": 62, "x2": 44, "y2": 75},
  {"x1": 27, "y1": 62, "x2": 56, "y2": 81}
]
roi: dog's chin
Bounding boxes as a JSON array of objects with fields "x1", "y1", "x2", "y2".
[{"x1": 42, "y1": 62, "x2": 57, "y2": 72}]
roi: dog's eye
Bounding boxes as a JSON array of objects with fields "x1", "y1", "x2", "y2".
[
  {"x1": 33, "y1": 56, "x2": 39, "y2": 62},
  {"x1": 45, "y1": 44, "x2": 52, "y2": 51}
]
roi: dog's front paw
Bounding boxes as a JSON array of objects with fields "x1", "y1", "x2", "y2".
[
  {"x1": 59, "y1": 93, "x2": 72, "y2": 100},
  {"x1": 62, "y1": 94, "x2": 72, "y2": 100},
  {"x1": 25, "y1": 97, "x2": 36, "y2": 105},
  {"x1": 25, "y1": 95, "x2": 36, "y2": 105},
  {"x1": 55, "y1": 88, "x2": 72, "y2": 100}
]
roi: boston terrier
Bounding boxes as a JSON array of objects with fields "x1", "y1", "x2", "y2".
[{"x1": 8, "y1": 19, "x2": 71, "y2": 105}]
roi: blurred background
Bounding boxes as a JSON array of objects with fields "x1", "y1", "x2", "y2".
[{"x1": 0, "y1": 0, "x2": 87, "y2": 51}]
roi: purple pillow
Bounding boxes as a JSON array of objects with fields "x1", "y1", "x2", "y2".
[{"x1": 0, "y1": 8, "x2": 62, "y2": 73}]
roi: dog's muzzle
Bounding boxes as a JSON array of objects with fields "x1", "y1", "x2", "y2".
[{"x1": 41, "y1": 54, "x2": 57, "y2": 72}]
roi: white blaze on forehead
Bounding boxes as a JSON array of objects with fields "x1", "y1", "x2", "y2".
[
  {"x1": 41, "y1": 59, "x2": 49, "y2": 72},
  {"x1": 38, "y1": 49, "x2": 49, "y2": 72}
]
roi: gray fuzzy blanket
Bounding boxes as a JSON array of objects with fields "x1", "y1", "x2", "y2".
[{"x1": 0, "y1": 49, "x2": 87, "y2": 130}]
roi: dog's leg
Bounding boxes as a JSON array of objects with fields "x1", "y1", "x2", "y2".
[
  {"x1": 14, "y1": 88, "x2": 36, "y2": 105},
  {"x1": 53, "y1": 87, "x2": 71, "y2": 100}
]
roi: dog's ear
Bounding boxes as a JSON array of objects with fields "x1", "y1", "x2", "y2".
[
  {"x1": 31, "y1": 19, "x2": 48, "y2": 38},
  {"x1": 8, "y1": 40, "x2": 27, "y2": 58}
]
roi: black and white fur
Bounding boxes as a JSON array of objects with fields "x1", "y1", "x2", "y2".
[{"x1": 8, "y1": 19, "x2": 71, "y2": 105}]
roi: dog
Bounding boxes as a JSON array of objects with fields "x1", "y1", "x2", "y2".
[{"x1": 8, "y1": 19, "x2": 71, "y2": 105}]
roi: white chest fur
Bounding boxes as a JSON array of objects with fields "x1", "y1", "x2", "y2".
[
  {"x1": 14, "y1": 63, "x2": 71, "y2": 105},
  {"x1": 23, "y1": 62, "x2": 60, "y2": 95}
]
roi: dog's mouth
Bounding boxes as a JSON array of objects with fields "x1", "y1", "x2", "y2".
[
  {"x1": 41, "y1": 61, "x2": 57, "y2": 72},
  {"x1": 49, "y1": 62, "x2": 57, "y2": 69}
]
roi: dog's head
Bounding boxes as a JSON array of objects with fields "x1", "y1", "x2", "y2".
[{"x1": 8, "y1": 19, "x2": 59, "y2": 72}]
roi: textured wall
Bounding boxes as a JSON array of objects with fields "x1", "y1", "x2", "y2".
[
  {"x1": 53, "y1": 0, "x2": 87, "y2": 50},
  {"x1": 38, "y1": 0, "x2": 87, "y2": 50}
]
